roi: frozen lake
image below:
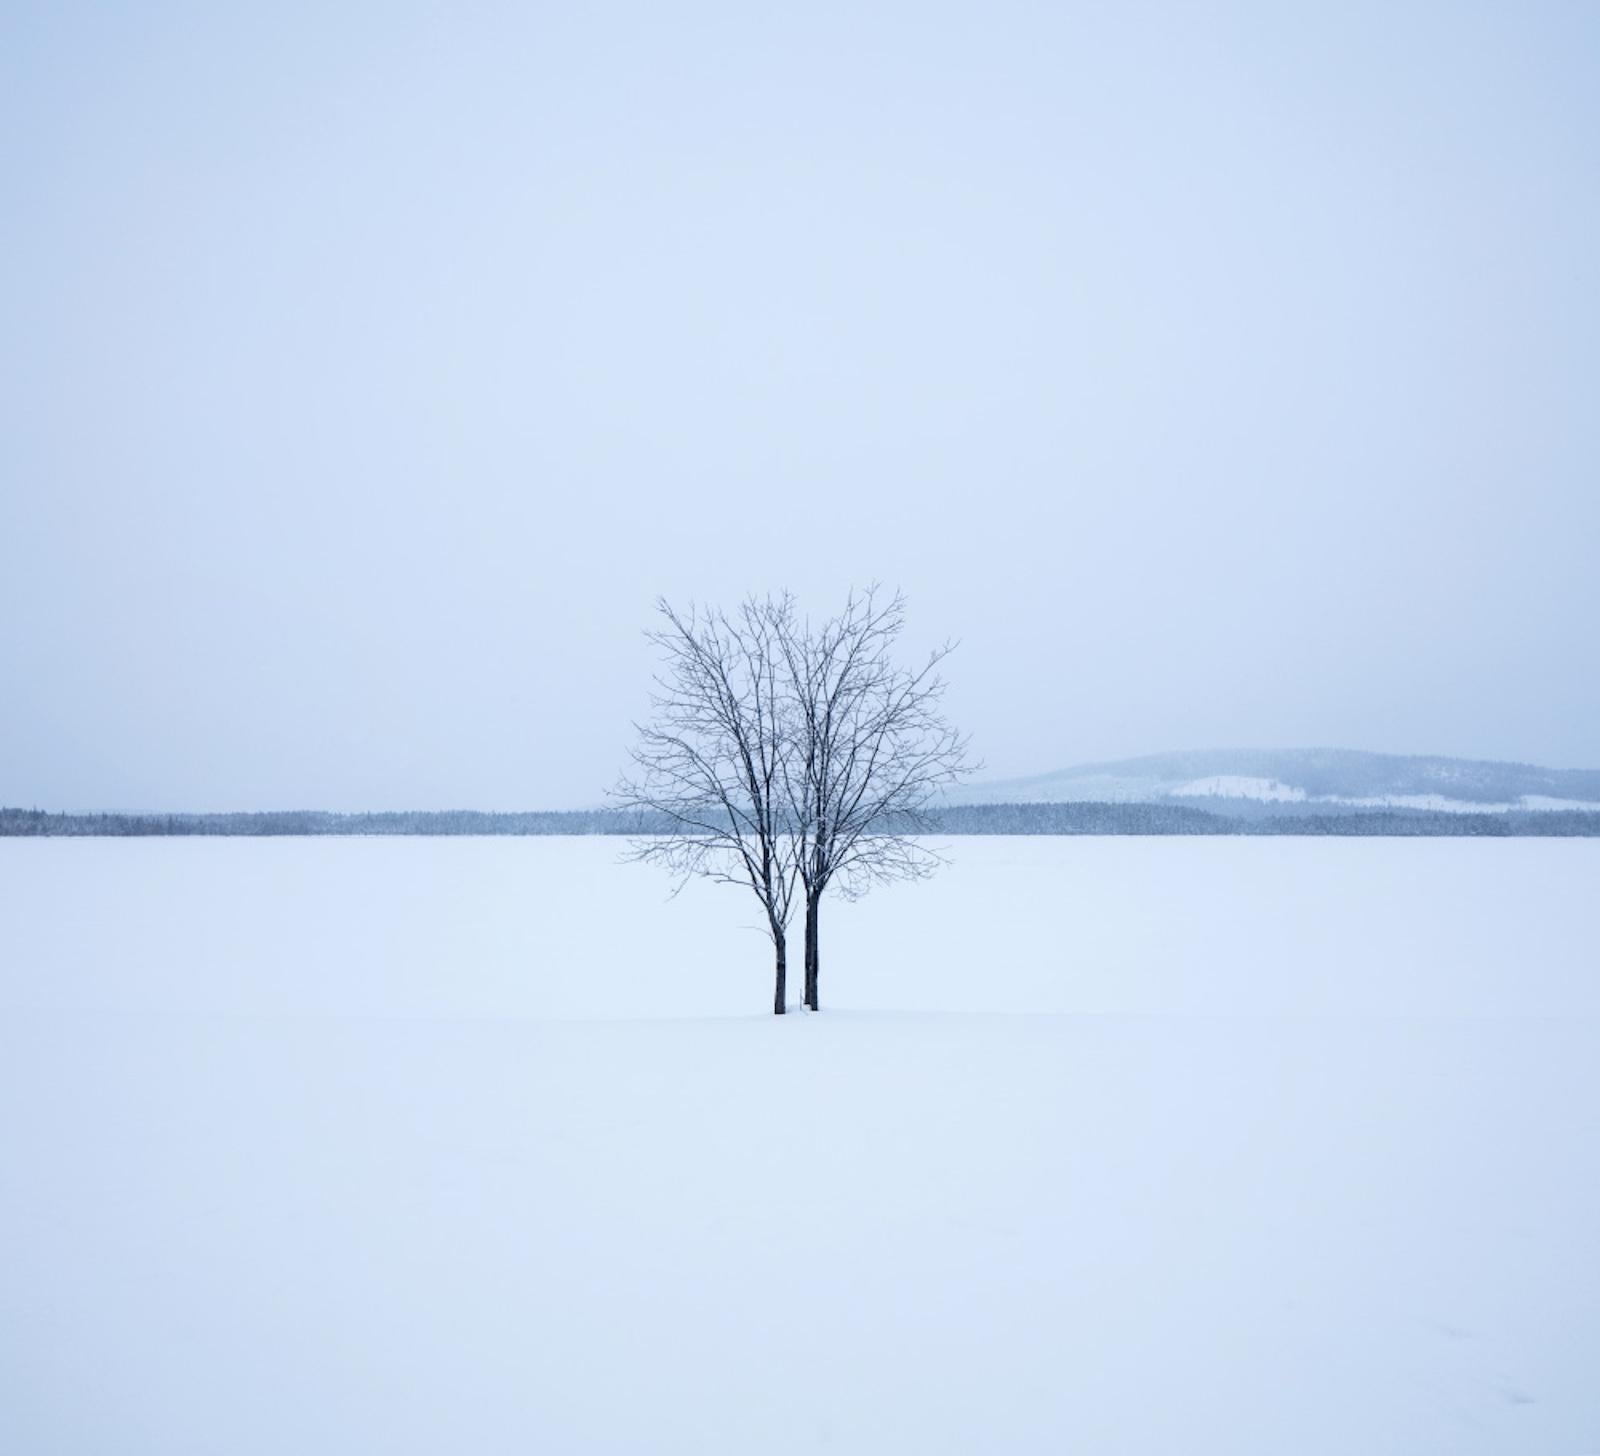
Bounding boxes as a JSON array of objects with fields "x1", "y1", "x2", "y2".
[{"x1": 2, "y1": 837, "x2": 1597, "y2": 1452}]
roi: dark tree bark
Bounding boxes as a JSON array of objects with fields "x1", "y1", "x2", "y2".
[
  {"x1": 803, "y1": 892, "x2": 820, "y2": 1010},
  {"x1": 773, "y1": 931, "x2": 788, "y2": 1015}
]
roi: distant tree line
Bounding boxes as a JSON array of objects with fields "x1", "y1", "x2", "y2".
[
  {"x1": 0, "y1": 807, "x2": 670, "y2": 837},
  {"x1": 7, "y1": 802, "x2": 1597, "y2": 839},
  {"x1": 924, "y1": 802, "x2": 1600, "y2": 836}
]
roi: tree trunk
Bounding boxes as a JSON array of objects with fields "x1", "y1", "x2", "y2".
[
  {"x1": 773, "y1": 932, "x2": 788, "y2": 1015},
  {"x1": 803, "y1": 894, "x2": 820, "y2": 1011}
]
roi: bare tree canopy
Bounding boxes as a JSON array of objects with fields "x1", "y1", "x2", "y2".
[
  {"x1": 776, "y1": 588, "x2": 976, "y2": 1009},
  {"x1": 614, "y1": 595, "x2": 800, "y2": 1014},
  {"x1": 616, "y1": 588, "x2": 973, "y2": 1014}
]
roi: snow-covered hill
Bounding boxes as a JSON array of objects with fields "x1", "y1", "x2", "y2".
[{"x1": 951, "y1": 748, "x2": 1600, "y2": 815}]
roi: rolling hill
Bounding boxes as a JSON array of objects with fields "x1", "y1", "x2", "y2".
[{"x1": 951, "y1": 748, "x2": 1600, "y2": 816}]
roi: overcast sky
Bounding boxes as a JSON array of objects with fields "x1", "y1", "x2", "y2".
[{"x1": 3, "y1": 1, "x2": 1597, "y2": 811}]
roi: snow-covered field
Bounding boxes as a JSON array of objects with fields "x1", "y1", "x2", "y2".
[{"x1": 2, "y1": 837, "x2": 1597, "y2": 1454}]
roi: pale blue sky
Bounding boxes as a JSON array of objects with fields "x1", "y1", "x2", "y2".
[{"x1": 3, "y1": 2, "x2": 1597, "y2": 810}]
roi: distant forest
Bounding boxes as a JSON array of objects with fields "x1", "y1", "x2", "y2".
[{"x1": 5, "y1": 804, "x2": 1599, "y2": 838}]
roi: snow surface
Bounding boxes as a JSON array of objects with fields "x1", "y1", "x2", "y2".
[
  {"x1": 1327, "y1": 792, "x2": 1517, "y2": 814},
  {"x1": 3, "y1": 837, "x2": 1598, "y2": 1454},
  {"x1": 1520, "y1": 794, "x2": 1600, "y2": 812},
  {"x1": 1151, "y1": 779, "x2": 1595, "y2": 813},
  {"x1": 1316, "y1": 793, "x2": 1600, "y2": 814},
  {"x1": 1151, "y1": 781, "x2": 1597, "y2": 813},
  {"x1": 1169, "y1": 774, "x2": 1308, "y2": 802}
]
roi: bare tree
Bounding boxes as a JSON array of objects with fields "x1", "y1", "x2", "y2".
[
  {"x1": 614, "y1": 595, "x2": 800, "y2": 1014},
  {"x1": 777, "y1": 588, "x2": 975, "y2": 1011}
]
